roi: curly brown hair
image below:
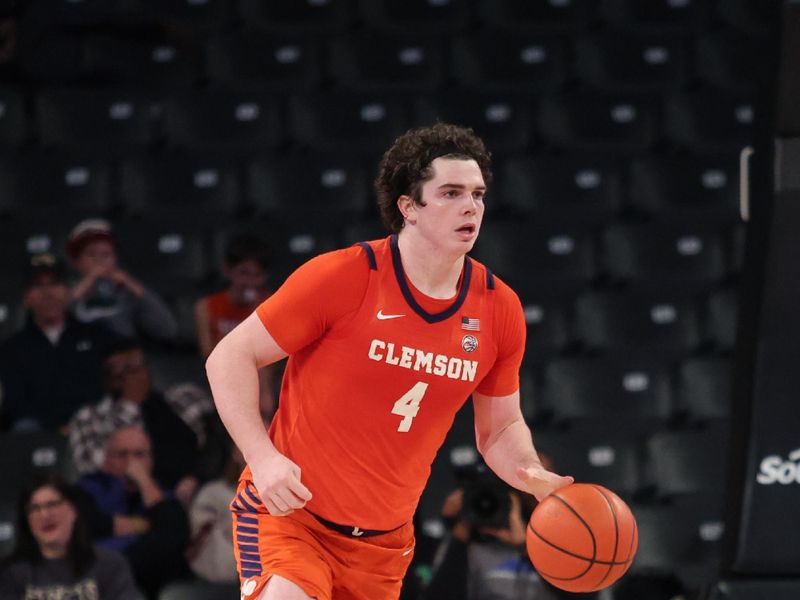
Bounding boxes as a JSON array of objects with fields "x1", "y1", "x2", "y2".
[{"x1": 374, "y1": 123, "x2": 493, "y2": 233}]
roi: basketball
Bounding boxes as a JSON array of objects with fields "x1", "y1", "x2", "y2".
[{"x1": 526, "y1": 483, "x2": 638, "y2": 593}]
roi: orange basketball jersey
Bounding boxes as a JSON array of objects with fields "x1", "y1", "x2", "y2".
[{"x1": 251, "y1": 235, "x2": 525, "y2": 530}]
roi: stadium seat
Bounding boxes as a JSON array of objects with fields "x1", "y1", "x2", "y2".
[
  {"x1": 676, "y1": 357, "x2": 732, "y2": 423},
  {"x1": 534, "y1": 430, "x2": 644, "y2": 499},
  {"x1": 289, "y1": 92, "x2": 411, "y2": 155},
  {"x1": 696, "y1": 33, "x2": 771, "y2": 94},
  {"x1": 36, "y1": 88, "x2": 159, "y2": 155},
  {"x1": 0, "y1": 288, "x2": 23, "y2": 343},
  {"x1": 451, "y1": 32, "x2": 569, "y2": 93},
  {"x1": 330, "y1": 33, "x2": 447, "y2": 92},
  {"x1": 477, "y1": 0, "x2": 595, "y2": 33},
  {"x1": 25, "y1": 0, "x2": 139, "y2": 26},
  {"x1": 158, "y1": 580, "x2": 240, "y2": 600},
  {"x1": 573, "y1": 291, "x2": 701, "y2": 358},
  {"x1": 0, "y1": 87, "x2": 27, "y2": 148},
  {"x1": 205, "y1": 31, "x2": 323, "y2": 91},
  {"x1": 575, "y1": 33, "x2": 689, "y2": 92},
  {"x1": 496, "y1": 154, "x2": 622, "y2": 222},
  {"x1": 471, "y1": 221, "x2": 597, "y2": 298},
  {"x1": 0, "y1": 225, "x2": 69, "y2": 288},
  {"x1": 714, "y1": 0, "x2": 780, "y2": 37},
  {"x1": 519, "y1": 298, "x2": 570, "y2": 366},
  {"x1": 360, "y1": 0, "x2": 472, "y2": 34},
  {"x1": 162, "y1": 89, "x2": 284, "y2": 155},
  {"x1": 139, "y1": 0, "x2": 235, "y2": 30},
  {"x1": 602, "y1": 223, "x2": 726, "y2": 291},
  {"x1": 237, "y1": 0, "x2": 356, "y2": 34},
  {"x1": 0, "y1": 154, "x2": 111, "y2": 219},
  {"x1": 598, "y1": 0, "x2": 712, "y2": 33},
  {"x1": 705, "y1": 288, "x2": 739, "y2": 351},
  {"x1": 665, "y1": 92, "x2": 756, "y2": 154},
  {"x1": 541, "y1": 356, "x2": 673, "y2": 433},
  {"x1": 119, "y1": 155, "x2": 242, "y2": 222},
  {"x1": 628, "y1": 155, "x2": 741, "y2": 224},
  {"x1": 0, "y1": 497, "x2": 15, "y2": 559},
  {"x1": 414, "y1": 95, "x2": 534, "y2": 157},
  {"x1": 81, "y1": 34, "x2": 201, "y2": 88},
  {"x1": 538, "y1": 94, "x2": 660, "y2": 153},
  {"x1": 710, "y1": 579, "x2": 800, "y2": 600},
  {"x1": 645, "y1": 425, "x2": 730, "y2": 498},
  {"x1": 113, "y1": 225, "x2": 209, "y2": 298},
  {"x1": 246, "y1": 154, "x2": 370, "y2": 220},
  {"x1": 16, "y1": 32, "x2": 84, "y2": 84},
  {"x1": 340, "y1": 220, "x2": 389, "y2": 247}
]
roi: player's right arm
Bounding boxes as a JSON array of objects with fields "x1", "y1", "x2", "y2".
[{"x1": 205, "y1": 312, "x2": 311, "y2": 516}]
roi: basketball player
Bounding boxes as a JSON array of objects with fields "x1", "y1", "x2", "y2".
[{"x1": 206, "y1": 123, "x2": 573, "y2": 600}]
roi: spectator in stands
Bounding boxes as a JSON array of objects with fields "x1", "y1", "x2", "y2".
[
  {"x1": 194, "y1": 233, "x2": 276, "y2": 422},
  {"x1": 68, "y1": 338, "x2": 221, "y2": 495},
  {"x1": 186, "y1": 442, "x2": 246, "y2": 583},
  {"x1": 0, "y1": 253, "x2": 115, "y2": 432},
  {"x1": 67, "y1": 218, "x2": 178, "y2": 342},
  {"x1": 78, "y1": 425, "x2": 190, "y2": 599},
  {"x1": 0, "y1": 473, "x2": 140, "y2": 599}
]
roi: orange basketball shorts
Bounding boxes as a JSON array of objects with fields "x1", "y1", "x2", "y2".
[{"x1": 231, "y1": 479, "x2": 416, "y2": 600}]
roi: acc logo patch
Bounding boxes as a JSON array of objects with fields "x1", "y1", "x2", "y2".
[{"x1": 462, "y1": 334, "x2": 478, "y2": 353}]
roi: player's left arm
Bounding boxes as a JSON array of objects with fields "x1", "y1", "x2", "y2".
[{"x1": 473, "y1": 389, "x2": 573, "y2": 501}]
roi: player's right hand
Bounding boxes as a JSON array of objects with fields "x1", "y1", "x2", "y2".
[{"x1": 251, "y1": 452, "x2": 313, "y2": 516}]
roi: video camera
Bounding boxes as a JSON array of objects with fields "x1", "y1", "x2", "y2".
[{"x1": 456, "y1": 461, "x2": 512, "y2": 530}]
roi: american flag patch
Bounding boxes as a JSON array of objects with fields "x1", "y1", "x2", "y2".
[{"x1": 461, "y1": 316, "x2": 480, "y2": 331}]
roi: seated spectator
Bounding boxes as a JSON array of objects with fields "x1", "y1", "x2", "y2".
[
  {"x1": 0, "y1": 473, "x2": 140, "y2": 599},
  {"x1": 68, "y1": 338, "x2": 221, "y2": 493},
  {"x1": 78, "y1": 425, "x2": 190, "y2": 599},
  {"x1": 0, "y1": 253, "x2": 115, "y2": 432},
  {"x1": 186, "y1": 442, "x2": 246, "y2": 583},
  {"x1": 194, "y1": 233, "x2": 275, "y2": 422},
  {"x1": 67, "y1": 218, "x2": 178, "y2": 342}
]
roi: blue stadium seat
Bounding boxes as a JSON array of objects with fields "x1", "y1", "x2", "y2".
[
  {"x1": 676, "y1": 357, "x2": 732, "y2": 423},
  {"x1": 36, "y1": 88, "x2": 159, "y2": 155},
  {"x1": 205, "y1": 31, "x2": 323, "y2": 91},
  {"x1": 665, "y1": 92, "x2": 756, "y2": 153},
  {"x1": 477, "y1": 0, "x2": 595, "y2": 33},
  {"x1": 628, "y1": 155, "x2": 741, "y2": 224},
  {"x1": 163, "y1": 89, "x2": 284, "y2": 155},
  {"x1": 414, "y1": 95, "x2": 534, "y2": 156},
  {"x1": 538, "y1": 94, "x2": 660, "y2": 153},
  {"x1": 238, "y1": 0, "x2": 356, "y2": 34},
  {"x1": 573, "y1": 291, "x2": 701, "y2": 358},
  {"x1": 360, "y1": 0, "x2": 472, "y2": 34},
  {"x1": 598, "y1": 0, "x2": 712, "y2": 33},
  {"x1": 330, "y1": 33, "x2": 447, "y2": 92},
  {"x1": 575, "y1": 33, "x2": 689, "y2": 92},
  {"x1": 496, "y1": 154, "x2": 622, "y2": 222},
  {"x1": 602, "y1": 223, "x2": 727, "y2": 291},
  {"x1": 451, "y1": 32, "x2": 569, "y2": 93}
]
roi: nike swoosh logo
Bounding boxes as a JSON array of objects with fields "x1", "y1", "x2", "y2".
[
  {"x1": 402, "y1": 548, "x2": 413, "y2": 556},
  {"x1": 377, "y1": 310, "x2": 405, "y2": 320}
]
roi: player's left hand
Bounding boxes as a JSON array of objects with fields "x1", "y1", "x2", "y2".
[{"x1": 516, "y1": 465, "x2": 573, "y2": 502}]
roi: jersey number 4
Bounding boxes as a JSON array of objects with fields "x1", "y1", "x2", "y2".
[{"x1": 392, "y1": 381, "x2": 429, "y2": 432}]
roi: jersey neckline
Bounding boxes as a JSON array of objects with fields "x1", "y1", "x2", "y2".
[{"x1": 389, "y1": 234, "x2": 472, "y2": 324}]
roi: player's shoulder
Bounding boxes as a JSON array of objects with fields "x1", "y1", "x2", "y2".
[
  {"x1": 468, "y1": 255, "x2": 522, "y2": 306},
  {"x1": 298, "y1": 239, "x2": 386, "y2": 277}
]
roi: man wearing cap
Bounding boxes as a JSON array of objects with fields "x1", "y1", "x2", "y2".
[
  {"x1": 67, "y1": 218, "x2": 178, "y2": 342},
  {"x1": 0, "y1": 253, "x2": 116, "y2": 431}
]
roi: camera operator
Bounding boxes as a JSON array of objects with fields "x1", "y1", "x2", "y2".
[{"x1": 423, "y1": 460, "x2": 596, "y2": 600}]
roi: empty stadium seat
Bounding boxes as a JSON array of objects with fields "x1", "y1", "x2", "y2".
[
  {"x1": 705, "y1": 288, "x2": 739, "y2": 351},
  {"x1": 575, "y1": 33, "x2": 689, "y2": 92},
  {"x1": 602, "y1": 223, "x2": 726, "y2": 291},
  {"x1": 25, "y1": 0, "x2": 139, "y2": 26},
  {"x1": 451, "y1": 32, "x2": 569, "y2": 92},
  {"x1": 665, "y1": 92, "x2": 756, "y2": 153},
  {"x1": 710, "y1": 579, "x2": 800, "y2": 600},
  {"x1": 541, "y1": 356, "x2": 673, "y2": 433},
  {"x1": 0, "y1": 87, "x2": 27, "y2": 148},
  {"x1": 714, "y1": 0, "x2": 780, "y2": 37},
  {"x1": 0, "y1": 287, "x2": 23, "y2": 342},
  {"x1": 628, "y1": 155, "x2": 741, "y2": 224},
  {"x1": 36, "y1": 88, "x2": 159, "y2": 155},
  {"x1": 520, "y1": 298, "x2": 571, "y2": 365},
  {"x1": 676, "y1": 357, "x2": 732, "y2": 423},
  {"x1": 238, "y1": 0, "x2": 356, "y2": 34},
  {"x1": 360, "y1": 0, "x2": 472, "y2": 34},
  {"x1": 119, "y1": 155, "x2": 242, "y2": 221},
  {"x1": 205, "y1": 31, "x2": 323, "y2": 91},
  {"x1": 497, "y1": 155, "x2": 622, "y2": 222},
  {"x1": 471, "y1": 221, "x2": 597, "y2": 297},
  {"x1": 538, "y1": 94, "x2": 660, "y2": 152},
  {"x1": 162, "y1": 89, "x2": 284, "y2": 155},
  {"x1": 696, "y1": 33, "x2": 771, "y2": 94},
  {"x1": 573, "y1": 291, "x2": 701, "y2": 358},
  {"x1": 598, "y1": 0, "x2": 712, "y2": 33},
  {"x1": 414, "y1": 95, "x2": 534, "y2": 157},
  {"x1": 139, "y1": 0, "x2": 235, "y2": 30},
  {"x1": 477, "y1": 0, "x2": 595, "y2": 33},
  {"x1": 289, "y1": 92, "x2": 411, "y2": 155},
  {"x1": 16, "y1": 32, "x2": 84, "y2": 84},
  {"x1": 330, "y1": 33, "x2": 447, "y2": 92}
]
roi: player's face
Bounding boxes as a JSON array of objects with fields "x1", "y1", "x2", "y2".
[
  {"x1": 26, "y1": 486, "x2": 77, "y2": 554},
  {"x1": 409, "y1": 158, "x2": 486, "y2": 254}
]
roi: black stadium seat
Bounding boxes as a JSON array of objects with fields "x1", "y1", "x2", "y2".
[
  {"x1": 676, "y1": 357, "x2": 733, "y2": 423},
  {"x1": 360, "y1": 0, "x2": 472, "y2": 34},
  {"x1": 238, "y1": 0, "x2": 356, "y2": 34},
  {"x1": 598, "y1": 0, "x2": 712, "y2": 33},
  {"x1": 665, "y1": 92, "x2": 756, "y2": 153},
  {"x1": 519, "y1": 297, "x2": 570, "y2": 366},
  {"x1": 0, "y1": 87, "x2": 27, "y2": 148},
  {"x1": 709, "y1": 579, "x2": 800, "y2": 600},
  {"x1": 696, "y1": 33, "x2": 771, "y2": 94},
  {"x1": 477, "y1": 0, "x2": 595, "y2": 33},
  {"x1": 705, "y1": 288, "x2": 739, "y2": 351}
]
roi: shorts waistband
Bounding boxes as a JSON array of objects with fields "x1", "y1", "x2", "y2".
[{"x1": 307, "y1": 510, "x2": 405, "y2": 538}]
